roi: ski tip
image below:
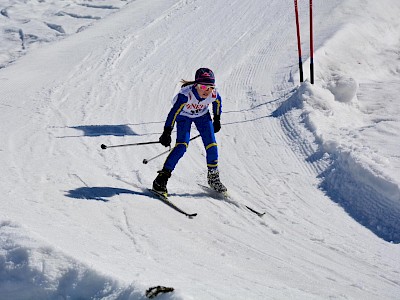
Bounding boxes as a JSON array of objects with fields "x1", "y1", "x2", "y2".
[{"x1": 245, "y1": 205, "x2": 266, "y2": 217}]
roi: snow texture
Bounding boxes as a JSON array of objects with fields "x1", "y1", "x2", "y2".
[{"x1": 0, "y1": 0, "x2": 399, "y2": 299}]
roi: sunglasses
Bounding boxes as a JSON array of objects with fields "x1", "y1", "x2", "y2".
[{"x1": 198, "y1": 84, "x2": 215, "y2": 91}]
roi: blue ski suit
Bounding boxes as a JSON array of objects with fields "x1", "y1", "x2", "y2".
[{"x1": 162, "y1": 84, "x2": 222, "y2": 171}]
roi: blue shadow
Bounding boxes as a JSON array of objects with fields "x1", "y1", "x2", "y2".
[
  {"x1": 318, "y1": 163, "x2": 400, "y2": 244},
  {"x1": 71, "y1": 125, "x2": 137, "y2": 137},
  {"x1": 65, "y1": 187, "x2": 145, "y2": 202}
]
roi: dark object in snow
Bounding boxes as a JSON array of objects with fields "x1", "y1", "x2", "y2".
[{"x1": 145, "y1": 286, "x2": 174, "y2": 299}]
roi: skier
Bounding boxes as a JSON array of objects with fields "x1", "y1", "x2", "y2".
[{"x1": 152, "y1": 68, "x2": 227, "y2": 196}]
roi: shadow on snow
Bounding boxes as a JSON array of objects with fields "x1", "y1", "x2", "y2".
[
  {"x1": 71, "y1": 125, "x2": 137, "y2": 137},
  {"x1": 65, "y1": 187, "x2": 145, "y2": 202},
  {"x1": 65, "y1": 186, "x2": 210, "y2": 203}
]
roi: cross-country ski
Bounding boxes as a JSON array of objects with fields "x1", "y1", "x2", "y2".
[
  {"x1": 148, "y1": 189, "x2": 197, "y2": 218},
  {"x1": 198, "y1": 184, "x2": 265, "y2": 217}
]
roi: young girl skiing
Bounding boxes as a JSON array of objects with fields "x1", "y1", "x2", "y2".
[{"x1": 152, "y1": 68, "x2": 227, "y2": 196}]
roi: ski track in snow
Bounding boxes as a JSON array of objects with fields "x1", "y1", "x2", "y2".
[{"x1": 0, "y1": 0, "x2": 399, "y2": 299}]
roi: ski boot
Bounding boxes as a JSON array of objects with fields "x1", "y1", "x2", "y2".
[
  {"x1": 207, "y1": 168, "x2": 227, "y2": 193},
  {"x1": 152, "y1": 168, "x2": 171, "y2": 197}
]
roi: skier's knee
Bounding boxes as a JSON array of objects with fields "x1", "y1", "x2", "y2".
[{"x1": 174, "y1": 142, "x2": 188, "y2": 156}]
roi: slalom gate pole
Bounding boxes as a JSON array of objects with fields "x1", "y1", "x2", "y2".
[
  {"x1": 100, "y1": 140, "x2": 160, "y2": 150},
  {"x1": 309, "y1": 0, "x2": 314, "y2": 84},
  {"x1": 294, "y1": 0, "x2": 304, "y2": 82},
  {"x1": 142, "y1": 134, "x2": 201, "y2": 165}
]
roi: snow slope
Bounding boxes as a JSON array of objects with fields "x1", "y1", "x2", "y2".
[
  {"x1": 0, "y1": 0, "x2": 136, "y2": 68},
  {"x1": 0, "y1": 0, "x2": 399, "y2": 299}
]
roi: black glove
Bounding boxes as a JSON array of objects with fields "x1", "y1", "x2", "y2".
[
  {"x1": 213, "y1": 115, "x2": 221, "y2": 133},
  {"x1": 159, "y1": 127, "x2": 172, "y2": 147}
]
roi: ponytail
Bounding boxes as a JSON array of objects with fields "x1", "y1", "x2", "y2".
[{"x1": 180, "y1": 79, "x2": 196, "y2": 87}]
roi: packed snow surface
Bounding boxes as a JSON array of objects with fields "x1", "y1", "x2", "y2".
[{"x1": 0, "y1": 0, "x2": 399, "y2": 299}]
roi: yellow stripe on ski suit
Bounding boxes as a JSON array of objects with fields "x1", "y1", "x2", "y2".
[
  {"x1": 206, "y1": 143, "x2": 217, "y2": 150},
  {"x1": 176, "y1": 142, "x2": 189, "y2": 148},
  {"x1": 214, "y1": 99, "x2": 222, "y2": 115},
  {"x1": 171, "y1": 103, "x2": 186, "y2": 128}
]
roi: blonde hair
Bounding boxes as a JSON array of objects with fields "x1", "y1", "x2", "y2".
[{"x1": 180, "y1": 79, "x2": 196, "y2": 87}]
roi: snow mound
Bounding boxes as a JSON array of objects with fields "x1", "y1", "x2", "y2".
[
  {"x1": 320, "y1": 152, "x2": 400, "y2": 243},
  {"x1": 325, "y1": 73, "x2": 358, "y2": 103},
  {"x1": 275, "y1": 81, "x2": 400, "y2": 243},
  {"x1": 0, "y1": 221, "x2": 147, "y2": 300}
]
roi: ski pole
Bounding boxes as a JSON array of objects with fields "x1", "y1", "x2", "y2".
[
  {"x1": 142, "y1": 148, "x2": 171, "y2": 164},
  {"x1": 101, "y1": 140, "x2": 160, "y2": 150},
  {"x1": 142, "y1": 134, "x2": 201, "y2": 164}
]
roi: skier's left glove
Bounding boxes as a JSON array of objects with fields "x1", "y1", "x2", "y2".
[{"x1": 213, "y1": 115, "x2": 221, "y2": 133}]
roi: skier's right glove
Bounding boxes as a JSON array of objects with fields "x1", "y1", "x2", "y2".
[{"x1": 159, "y1": 127, "x2": 172, "y2": 147}]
